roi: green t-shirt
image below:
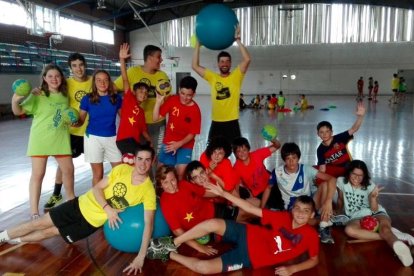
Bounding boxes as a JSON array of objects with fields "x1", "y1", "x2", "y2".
[{"x1": 22, "y1": 92, "x2": 71, "y2": 156}]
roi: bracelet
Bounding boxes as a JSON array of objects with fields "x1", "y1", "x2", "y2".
[{"x1": 103, "y1": 203, "x2": 109, "y2": 209}]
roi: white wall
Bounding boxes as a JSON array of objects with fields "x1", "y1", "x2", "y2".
[{"x1": 129, "y1": 24, "x2": 414, "y2": 96}]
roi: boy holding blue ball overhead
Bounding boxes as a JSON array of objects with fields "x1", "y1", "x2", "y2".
[{"x1": 0, "y1": 144, "x2": 156, "y2": 275}]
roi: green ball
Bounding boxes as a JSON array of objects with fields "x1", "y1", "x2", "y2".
[
  {"x1": 12, "y1": 79, "x2": 31, "y2": 96},
  {"x1": 196, "y1": 234, "x2": 210, "y2": 245},
  {"x1": 261, "y1": 124, "x2": 278, "y2": 141},
  {"x1": 62, "y1": 107, "x2": 79, "y2": 124}
]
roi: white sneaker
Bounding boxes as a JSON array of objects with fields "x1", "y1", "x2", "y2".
[
  {"x1": 392, "y1": 227, "x2": 414, "y2": 246},
  {"x1": 393, "y1": 240, "x2": 413, "y2": 267}
]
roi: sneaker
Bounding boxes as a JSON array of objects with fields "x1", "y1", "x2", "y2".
[
  {"x1": 330, "y1": 215, "x2": 350, "y2": 226},
  {"x1": 44, "y1": 194, "x2": 63, "y2": 209},
  {"x1": 319, "y1": 227, "x2": 334, "y2": 244},
  {"x1": 393, "y1": 240, "x2": 413, "y2": 267},
  {"x1": 146, "y1": 246, "x2": 170, "y2": 262},
  {"x1": 392, "y1": 227, "x2": 414, "y2": 246},
  {"x1": 149, "y1": 236, "x2": 177, "y2": 252}
]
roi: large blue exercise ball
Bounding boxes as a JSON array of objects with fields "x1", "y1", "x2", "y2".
[
  {"x1": 103, "y1": 203, "x2": 171, "y2": 253},
  {"x1": 195, "y1": 4, "x2": 239, "y2": 50}
]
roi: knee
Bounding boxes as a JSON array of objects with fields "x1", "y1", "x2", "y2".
[
  {"x1": 193, "y1": 261, "x2": 213, "y2": 274},
  {"x1": 345, "y1": 225, "x2": 357, "y2": 238}
]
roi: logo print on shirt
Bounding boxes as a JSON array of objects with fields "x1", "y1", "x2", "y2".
[
  {"x1": 107, "y1": 182, "x2": 129, "y2": 209},
  {"x1": 215, "y1": 82, "x2": 231, "y2": 100},
  {"x1": 75, "y1": 90, "x2": 88, "y2": 102},
  {"x1": 172, "y1": 106, "x2": 180, "y2": 117},
  {"x1": 184, "y1": 212, "x2": 194, "y2": 222}
]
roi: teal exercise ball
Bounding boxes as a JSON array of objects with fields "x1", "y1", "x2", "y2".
[
  {"x1": 195, "y1": 4, "x2": 239, "y2": 50},
  {"x1": 103, "y1": 203, "x2": 171, "y2": 253}
]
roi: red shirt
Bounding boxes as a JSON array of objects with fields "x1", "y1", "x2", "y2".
[
  {"x1": 116, "y1": 89, "x2": 147, "y2": 142},
  {"x1": 200, "y1": 151, "x2": 238, "y2": 192},
  {"x1": 160, "y1": 180, "x2": 214, "y2": 231},
  {"x1": 247, "y1": 210, "x2": 319, "y2": 268},
  {"x1": 159, "y1": 95, "x2": 201, "y2": 149},
  {"x1": 233, "y1": 147, "x2": 271, "y2": 196}
]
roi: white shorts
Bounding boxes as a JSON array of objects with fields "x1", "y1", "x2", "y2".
[{"x1": 84, "y1": 134, "x2": 122, "y2": 163}]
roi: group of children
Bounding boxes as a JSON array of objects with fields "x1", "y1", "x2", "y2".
[
  {"x1": 3, "y1": 40, "x2": 414, "y2": 275},
  {"x1": 357, "y1": 76, "x2": 379, "y2": 102}
]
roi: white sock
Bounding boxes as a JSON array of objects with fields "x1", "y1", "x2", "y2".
[
  {"x1": 0, "y1": 230, "x2": 10, "y2": 241},
  {"x1": 392, "y1": 227, "x2": 414, "y2": 246},
  {"x1": 320, "y1": 220, "x2": 333, "y2": 228},
  {"x1": 8, "y1": 238, "x2": 22, "y2": 244}
]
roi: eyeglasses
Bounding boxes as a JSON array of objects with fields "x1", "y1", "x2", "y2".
[{"x1": 351, "y1": 172, "x2": 364, "y2": 178}]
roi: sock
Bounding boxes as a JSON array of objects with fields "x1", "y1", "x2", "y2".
[
  {"x1": 53, "y1": 183, "x2": 63, "y2": 196},
  {"x1": 319, "y1": 221, "x2": 333, "y2": 228},
  {"x1": 8, "y1": 238, "x2": 21, "y2": 244},
  {"x1": 0, "y1": 230, "x2": 10, "y2": 241}
]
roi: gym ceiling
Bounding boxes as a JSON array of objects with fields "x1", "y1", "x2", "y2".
[{"x1": 28, "y1": 0, "x2": 414, "y2": 32}]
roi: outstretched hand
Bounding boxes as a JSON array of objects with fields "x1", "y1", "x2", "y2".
[
  {"x1": 355, "y1": 101, "x2": 366, "y2": 116},
  {"x1": 123, "y1": 254, "x2": 145, "y2": 275},
  {"x1": 105, "y1": 207, "x2": 124, "y2": 230},
  {"x1": 371, "y1": 186, "x2": 384, "y2": 199},
  {"x1": 234, "y1": 25, "x2": 241, "y2": 40},
  {"x1": 206, "y1": 182, "x2": 225, "y2": 197},
  {"x1": 119, "y1": 43, "x2": 131, "y2": 60}
]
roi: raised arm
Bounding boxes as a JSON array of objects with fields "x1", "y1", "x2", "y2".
[
  {"x1": 235, "y1": 26, "x2": 251, "y2": 74},
  {"x1": 206, "y1": 182, "x2": 263, "y2": 217},
  {"x1": 152, "y1": 92, "x2": 165, "y2": 122},
  {"x1": 348, "y1": 101, "x2": 365, "y2": 135},
  {"x1": 119, "y1": 43, "x2": 131, "y2": 93},
  {"x1": 191, "y1": 40, "x2": 206, "y2": 77},
  {"x1": 11, "y1": 94, "x2": 26, "y2": 116}
]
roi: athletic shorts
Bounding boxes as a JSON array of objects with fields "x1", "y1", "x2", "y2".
[
  {"x1": 208, "y1": 119, "x2": 241, "y2": 144},
  {"x1": 84, "y1": 134, "x2": 122, "y2": 163},
  {"x1": 214, "y1": 203, "x2": 239, "y2": 220},
  {"x1": 116, "y1": 138, "x2": 139, "y2": 155},
  {"x1": 220, "y1": 220, "x2": 251, "y2": 272},
  {"x1": 158, "y1": 144, "x2": 192, "y2": 165},
  {"x1": 49, "y1": 197, "x2": 100, "y2": 244},
  {"x1": 70, "y1": 135, "x2": 84, "y2": 158}
]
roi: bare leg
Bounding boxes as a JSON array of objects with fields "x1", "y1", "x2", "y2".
[
  {"x1": 55, "y1": 166, "x2": 63, "y2": 184},
  {"x1": 91, "y1": 163, "x2": 104, "y2": 186},
  {"x1": 170, "y1": 252, "x2": 223, "y2": 274},
  {"x1": 29, "y1": 157, "x2": 48, "y2": 215},
  {"x1": 6, "y1": 213, "x2": 59, "y2": 242},
  {"x1": 313, "y1": 183, "x2": 329, "y2": 222},
  {"x1": 176, "y1": 164, "x2": 186, "y2": 181},
  {"x1": 376, "y1": 215, "x2": 397, "y2": 247},
  {"x1": 344, "y1": 220, "x2": 382, "y2": 240},
  {"x1": 55, "y1": 156, "x2": 75, "y2": 199},
  {"x1": 174, "y1": 219, "x2": 226, "y2": 247}
]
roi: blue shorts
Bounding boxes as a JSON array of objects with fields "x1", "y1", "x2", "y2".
[
  {"x1": 220, "y1": 220, "x2": 251, "y2": 272},
  {"x1": 158, "y1": 144, "x2": 192, "y2": 165}
]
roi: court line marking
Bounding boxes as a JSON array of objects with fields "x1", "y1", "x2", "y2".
[
  {"x1": 380, "y1": 192, "x2": 414, "y2": 196},
  {"x1": 0, "y1": 242, "x2": 26, "y2": 256},
  {"x1": 389, "y1": 176, "x2": 414, "y2": 187}
]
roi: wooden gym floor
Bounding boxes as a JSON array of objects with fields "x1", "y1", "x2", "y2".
[{"x1": 0, "y1": 94, "x2": 413, "y2": 275}]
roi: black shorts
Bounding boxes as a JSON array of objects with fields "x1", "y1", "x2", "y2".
[
  {"x1": 220, "y1": 220, "x2": 251, "y2": 272},
  {"x1": 208, "y1": 120, "x2": 241, "y2": 144},
  {"x1": 116, "y1": 138, "x2": 139, "y2": 155},
  {"x1": 70, "y1": 135, "x2": 84, "y2": 158},
  {"x1": 214, "y1": 203, "x2": 239, "y2": 220},
  {"x1": 49, "y1": 197, "x2": 99, "y2": 244},
  {"x1": 239, "y1": 186, "x2": 285, "y2": 211}
]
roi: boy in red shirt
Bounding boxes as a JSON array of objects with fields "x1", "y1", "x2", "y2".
[
  {"x1": 153, "y1": 76, "x2": 201, "y2": 179},
  {"x1": 148, "y1": 186, "x2": 319, "y2": 275},
  {"x1": 232, "y1": 137, "x2": 284, "y2": 209},
  {"x1": 116, "y1": 43, "x2": 152, "y2": 164}
]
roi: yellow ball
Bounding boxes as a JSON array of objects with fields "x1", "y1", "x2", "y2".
[{"x1": 156, "y1": 79, "x2": 171, "y2": 96}]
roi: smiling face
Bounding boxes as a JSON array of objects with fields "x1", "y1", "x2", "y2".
[
  {"x1": 135, "y1": 87, "x2": 148, "y2": 103},
  {"x1": 210, "y1": 148, "x2": 226, "y2": 164},
  {"x1": 291, "y1": 201, "x2": 314, "y2": 228},
  {"x1": 235, "y1": 145, "x2": 250, "y2": 162},
  {"x1": 134, "y1": 150, "x2": 153, "y2": 176},
  {"x1": 160, "y1": 171, "x2": 178, "y2": 194},
  {"x1": 94, "y1": 72, "x2": 110, "y2": 93},
  {"x1": 179, "y1": 87, "x2": 195, "y2": 106},
  {"x1": 349, "y1": 168, "x2": 364, "y2": 187},
  {"x1": 218, "y1": 57, "x2": 231, "y2": 75},
  {"x1": 147, "y1": 51, "x2": 163, "y2": 70},
  {"x1": 190, "y1": 167, "x2": 209, "y2": 187},
  {"x1": 43, "y1": 69, "x2": 62, "y2": 92},
  {"x1": 69, "y1": 59, "x2": 86, "y2": 81}
]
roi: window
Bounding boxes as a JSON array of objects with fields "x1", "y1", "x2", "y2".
[
  {"x1": 60, "y1": 16, "x2": 91, "y2": 40},
  {"x1": 93, "y1": 25, "x2": 114, "y2": 44}
]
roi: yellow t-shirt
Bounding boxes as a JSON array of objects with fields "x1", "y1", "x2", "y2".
[
  {"x1": 391, "y1": 77, "x2": 399, "y2": 90},
  {"x1": 204, "y1": 66, "x2": 244, "y2": 122},
  {"x1": 78, "y1": 164, "x2": 156, "y2": 227},
  {"x1": 67, "y1": 77, "x2": 92, "y2": 136},
  {"x1": 114, "y1": 66, "x2": 171, "y2": 124}
]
